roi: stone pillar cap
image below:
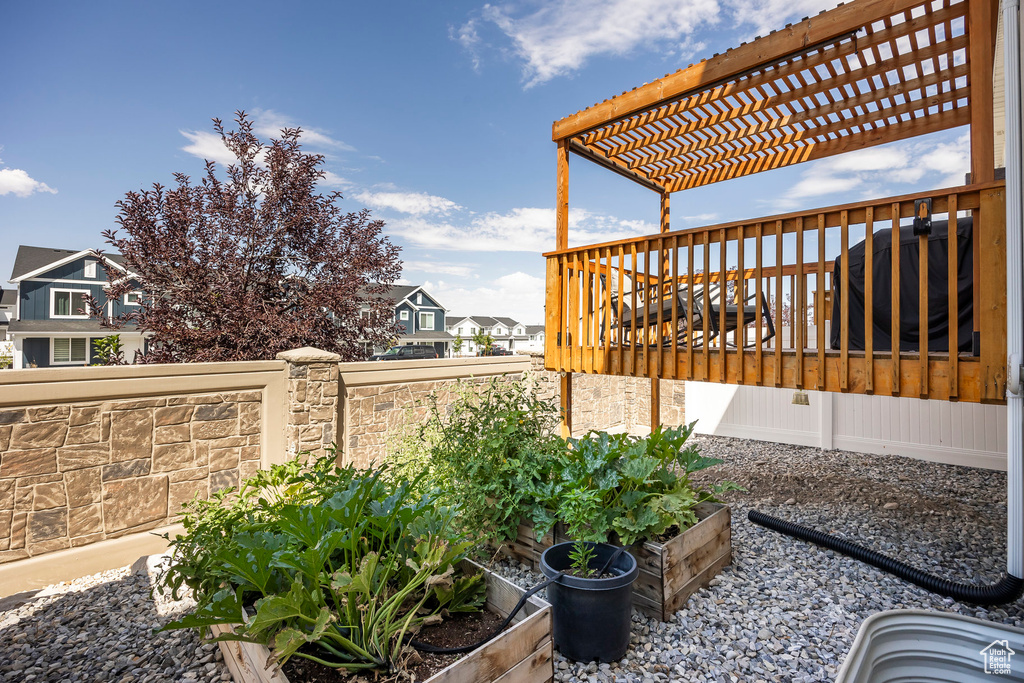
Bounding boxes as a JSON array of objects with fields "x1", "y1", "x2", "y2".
[{"x1": 276, "y1": 347, "x2": 341, "y2": 363}]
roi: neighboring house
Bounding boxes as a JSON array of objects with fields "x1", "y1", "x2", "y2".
[
  {"x1": 7, "y1": 246, "x2": 147, "y2": 369},
  {"x1": 0, "y1": 289, "x2": 15, "y2": 340},
  {"x1": 364, "y1": 285, "x2": 453, "y2": 358},
  {"x1": 519, "y1": 325, "x2": 546, "y2": 353},
  {"x1": 445, "y1": 315, "x2": 542, "y2": 355}
]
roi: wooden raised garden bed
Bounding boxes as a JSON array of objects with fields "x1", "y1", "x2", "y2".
[
  {"x1": 501, "y1": 502, "x2": 731, "y2": 622},
  {"x1": 211, "y1": 560, "x2": 553, "y2": 683}
]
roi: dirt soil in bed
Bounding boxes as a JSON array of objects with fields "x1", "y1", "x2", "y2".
[{"x1": 281, "y1": 609, "x2": 506, "y2": 683}]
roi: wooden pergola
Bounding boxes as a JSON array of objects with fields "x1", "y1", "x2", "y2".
[{"x1": 544, "y1": 0, "x2": 1006, "y2": 434}]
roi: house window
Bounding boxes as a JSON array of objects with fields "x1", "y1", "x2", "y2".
[
  {"x1": 457, "y1": 327, "x2": 463, "y2": 334},
  {"x1": 360, "y1": 310, "x2": 371, "y2": 320},
  {"x1": 51, "y1": 289, "x2": 90, "y2": 318},
  {"x1": 419, "y1": 312, "x2": 434, "y2": 330},
  {"x1": 517, "y1": 328, "x2": 523, "y2": 334},
  {"x1": 52, "y1": 337, "x2": 89, "y2": 364},
  {"x1": 84, "y1": 260, "x2": 97, "y2": 278},
  {"x1": 470, "y1": 327, "x2": 476, "y2": 334},
  {"x1": 400, "y1": 310, "x2": 410, "y2": 321},
  {"x1": 125, "y1": 291, "x2": 142, "y2": 306},
  {"x1": 417, "y1": 293, "x2": 423, "y2": 304}
]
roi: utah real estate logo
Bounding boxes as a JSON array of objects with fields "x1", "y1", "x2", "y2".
[{"x1": 981, "y1": 640, "x2": 1015, "y2": 675}]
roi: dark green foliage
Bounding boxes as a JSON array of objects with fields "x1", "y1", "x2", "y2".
[
  {"x1": 158, "y1": 452, "x2": 484, "y2": 673},
  {"x1": 524, "y1": 423, "x2": 742, "y2": 546},
  {"x1": 389, "y1": 376, "x2": 563, "y2": 542}
]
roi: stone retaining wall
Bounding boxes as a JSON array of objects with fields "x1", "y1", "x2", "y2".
[
  {"x1": 527, "y1": 354, "x2": 685, "y2": 434},
  {"x1": 0, "y1": 391, "x2": 262, "y2": 564}
]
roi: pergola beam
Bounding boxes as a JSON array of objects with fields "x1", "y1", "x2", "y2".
[{"x1": 566, "y1": 140, "x2": 666, "y2": 194}]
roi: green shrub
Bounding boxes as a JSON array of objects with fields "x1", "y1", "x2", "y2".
[
  {"x1": 524, "y1": 423, "x2": 741, "y2": 547},
  {"x1": 388, "y1": 375, "x2": 562, "y2": 543},
  {"x1": 158, "y1": 452, "x2": 484, "y2": 673}
]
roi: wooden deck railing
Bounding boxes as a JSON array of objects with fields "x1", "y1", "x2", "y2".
[{"x1": 543, "y1": 181, "x2": 1007, "y2": 403}]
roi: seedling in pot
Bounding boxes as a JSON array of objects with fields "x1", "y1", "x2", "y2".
[{"x1": 567, "y1": 541, "x2": 597, "y2": 578}]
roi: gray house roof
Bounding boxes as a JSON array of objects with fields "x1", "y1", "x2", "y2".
[
  {"x1": 0, "y1": 289, "x2": 15, "y2": 306},
  {"x1": 525, "y1": 325, "x2": 545, "y2": 334},
  {"x1": 11, "y1": 246, "x2": 125, "y2": 281}
]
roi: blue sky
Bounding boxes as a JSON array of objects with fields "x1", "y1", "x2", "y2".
[{"x1": 1, "y1": 0, "x2": 972, "y2": 323}]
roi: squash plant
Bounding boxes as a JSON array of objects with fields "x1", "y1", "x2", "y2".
[
  {"x1": 524, "y1": 422, "x2": 741, "y2": 546},
  {"x1": 158, "y1": 453, "x2": 485, "y2": 673}
]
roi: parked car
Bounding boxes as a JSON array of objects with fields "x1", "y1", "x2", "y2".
[
  {"x1": 481, "y1": 346, "x2": 513, "y2": 356},
  {"x1": 369, "y1": 345, "x2": 439, "y2": 361}
]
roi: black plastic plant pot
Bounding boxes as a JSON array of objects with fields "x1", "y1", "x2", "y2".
[{"x1": 540, "y1": 541, "x2": 639, "y2": 663}]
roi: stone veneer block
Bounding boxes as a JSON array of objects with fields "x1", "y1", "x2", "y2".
[
  {"x1": 154, "y1": 405, "x2": 194, "y2": 426},
  {"x1": 65, "y1": 468, "x2": 102, "y2": 507},
  {"x1": 68, "y1": 504, "x2": 103, "y2": 537},
  {"x1": 194, "y1": 403, "x2": 238, "y2": 421},
  {"x1": 0, "y1": 426, "x2": 10, "y2": 452},
  {"x1": 168, "y1": 467, "x2": 208, "y2": 483},
  {"x1": 238, "y1": 403, "x2": 260, "y2": 435},
  {"x1": 153, "y1": 443, "x2": 192, "y2": 472},
  {"x1": 109, "y1": 410, "x2": 154, "y2": 462},
  {"x1": 0, "y1": 480, "x2": 13, "y2": 510},
  {"x1": 101, "y1": 458, "x2": 152, "y2": 481},
  {"x1": 209, "y1": 470, "x2": 239, "y2": 494},
  {"x1": 66, "y1": 423, "x2": 101, "y2": 445},
  {"x1": 33, "y1": 482, "x2": 67, "y2": 510},
  {"x1": 27, "y1": 508, "x2": 68, "y2": 543},
  {"x1": 102, "y1": 477, "x2": 168, "y2": 532},
  {"x1": 169, "y1": 480, "x2": 208, "y2": 515},
  {"x1": 209, "y1": 448, "x2": 239, "y2": 473},
  {"x1": 69, "y1": 406, "x2": 101, "y2": 427},
  {"x1": 11, "y1": 421, "x2": 68, "y2": 450},
  {"x1": 155, "y1": 423, "x2": 191, "y2": 444},
  {"x1": 56, "y1": 444, "x2": 109, "y2": 471},
  {"x1": 0, "y1": 410, "x2": 26, "y2": 426},
  {"x1": 191, "y1": 419, "x2": 235, "y2": 440},
  {"x1": 1, "y1": 449, "x2": 58, "y2": 478},
  {"x1": 27, "y1": 406, "x2": 71, "y2": 422}
]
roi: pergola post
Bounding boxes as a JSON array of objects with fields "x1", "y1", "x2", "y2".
[
  {"x1": 970, "y1": 0, "x2": 997, "y2": 348},
  {"x1": 556, "y1": 141, "x2": 572, "y2": 438},
  {"x1": 651, "y1": 192, "x2": 670, "y2": 431}
]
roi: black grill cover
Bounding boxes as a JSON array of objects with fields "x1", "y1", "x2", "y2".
[{"x1": 830, "y1": 218, "x2": 973, "y2": 352}]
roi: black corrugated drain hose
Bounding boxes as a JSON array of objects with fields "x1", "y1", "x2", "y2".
[{"x1": 748, "y1": 509, "x2": 1024, "y2": 605}]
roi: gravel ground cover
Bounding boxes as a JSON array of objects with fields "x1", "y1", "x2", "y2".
[
  {"x1": 492, "y1": 435, "x2": 1024, "y2": 683},
  {"x1": 1, "y1": 435, "x2": 1021, "y2": 683},
  {"x1": 0, "y1": 558, "x2": 230, "y2": 683}
]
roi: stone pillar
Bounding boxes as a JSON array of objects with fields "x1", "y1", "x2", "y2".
[{"x1": 276, "y1": 348, "x2": 341, "y2": 460}]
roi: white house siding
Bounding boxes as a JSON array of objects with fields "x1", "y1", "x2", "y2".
[{"x1": 685, "y1": 382, "x2": 1007, "y2": 471}]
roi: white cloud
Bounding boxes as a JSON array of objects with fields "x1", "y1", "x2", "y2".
[
  {"x1": 469, "y1": 0, "x2": 722, "y2": 87},
  {"x1": 250, "y1": 109, "x2": 354, "y2": 151},
  {"x1": 180, "y1": 130, "x2": 238, "y2": 166},
  {"x1": 771, "y1": 133, "x2": 970, "y2": 211},
  {"x1": 0, "y1": 166, "x2": 57, "y2": 197},
  {"x1": 181, "y1": 110, "x2": 354, "y2": 166},
  {"x1": 320, "y1": 171, "x2": 351, "y2": 189},
  {"x1": 426, "y1": 271, "x2": 546, "y2": 323},
  {"x1": 389, "y1": 206, "x2": 653, "y2": 253},
  {"x1": 356, "y1": 190, "x2": 462, "y2": 216},
  {"x1": 404, "y1": 260, "x2": 478, "y2": 278},
  {"x1": 457, "y1": 0, "x2": 845, "y2": 87}
]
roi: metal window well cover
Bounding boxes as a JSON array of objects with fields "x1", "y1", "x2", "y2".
[{"x1": 836, "y1": 609, "x2": 1024, "y2": 682}]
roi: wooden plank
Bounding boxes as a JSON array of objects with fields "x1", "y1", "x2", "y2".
[
  {"x1": 891, "y1": 202, "x2": 901, "y2": 395},
  {"x1": 582, "y1": 249, "x2": 593, "y2": 374},
  {"x1": 755, "y1": 222, "x2": 763, "y2": 385},
  {"x1": 560, "y1": 255, "x2": 570, "y2": 371},
  {"x1": 817, "y1": 213, "x2": 826, "y2": 390},
  {"x1": 662, "y1": 528, "x2": 731, "y2": 597},
  {"x1": 569, "y1": 252, "x2": 581, "y2": 373},
  {"x1": 643, "y1": 242, "x2": 652, "y2": 377},
  {"x1": 865, "y1": 208, "x2": 875, "y2": 394},
  {"x1": 948, "y1": 194, "x2": 959, "y2": 400},
  {"x1": 840, "y1": 210, "x2": 849, "y2": 391},
  {"x1": 719, "y1": 228, "x2": 727, "y2": 382},
  {"x1": 671, "y1": 236, "x2": 679, "y2": 378},
  {"x1": 703, "y1": 232, "x2": 711, "y2": 381},
  {"x1": 603, "y1": 247, "x2": 613, "y2": 372},
  {"x1": 617, "y1": 245, "x2": 625, "y2": 373},
  {"x1": 551, "y1": 0, "x2": 928, "y2": 139},
  {"x1": 795, "y1": 217, "x2": 804, "y2": 389},
  {"x1": 544, "y1": 258, "x2": 560, "y2": 370},
  {"x1": 968, "y1": 0, "x2": 996, "y2": 185},
  {"x1": 919, "y1": 220, "x2": 929, "y2": 398},
  {"x1": 491, "y1": 644, "x2": 553, "y2": 683},
  {"x1": 978, "y1": 187, "x2": 1008, "y2": 402},
  {"x1": 654, "y1": 237, "x2": 663, "y2": 380},
  {"x1": 660, "y1": 504, "x2": 731, "y2": 568},
  {"x1": 687, "y1": 234, "x2": 695, "y2": 380},
  {"x1": 661, "y1": 551, "x2": 733, "y2": 617},
  {"x1": 737, "y1": 224, "x2": 746, "y2": 382},
  {"x1": 660, "y1": 193, "x2": 671, "y2": 233},
  {"x1": 560, "y1": 373, "x2": 572, "y2": 439},
  {"x1": 775, "y1": 220, "x2": 783, "y2": 386},
  {"x1": 630, "y1": 243, "x2": 639, "y2": 376},
  {"x1": 565, "y1": 139, "x2": 665, "y2": 194},
  {"x1": 556, "y1": 142, "x2": 569, "y2": 249},
  {"x1": 651, "y1": 374, "x2": 661, "y2": 430}
]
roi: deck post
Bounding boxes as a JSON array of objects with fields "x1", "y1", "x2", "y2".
[
  {"x1": 556, "y1": 140, "x2": 573, "y2": 437},
  {"x1": 660, "y1": 193, "x2": 670, "y2": 233},
  {"x1": 969, "y1": 0, "x2": 997, "y2": 344},
  {"x1": 650, "y1": 377, "x2": 661, "y2": 431}
]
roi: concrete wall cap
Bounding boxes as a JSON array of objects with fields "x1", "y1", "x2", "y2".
[{"x1": 276, "y1": 347, "x2": 341, "y2": 363}]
